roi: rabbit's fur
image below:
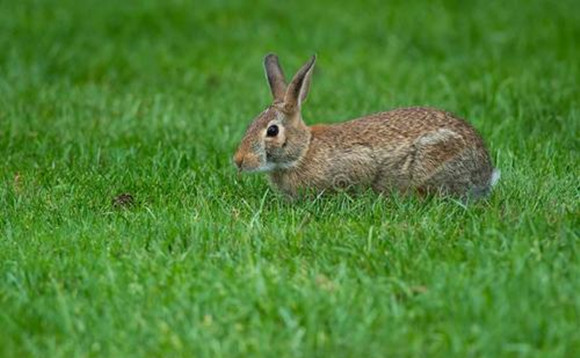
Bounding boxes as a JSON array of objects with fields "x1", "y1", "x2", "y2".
[{"x1": 234, "y1": 54, "x2": 499, "y2": 199}]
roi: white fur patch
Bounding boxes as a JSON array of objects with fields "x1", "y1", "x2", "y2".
[
  {"x1": 255, "y1": 162, "x2": 277, "y2": 172},
  {"x1": 490, "y1": 169, "x2": 501, "y2": 187},
  {"x1": 244, "y1": 161, "x2": 297, "y2": 173}
]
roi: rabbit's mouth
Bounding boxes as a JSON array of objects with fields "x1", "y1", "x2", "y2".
[
  {"x1": 235, "y1": 148, "x2": 298, "y2": 173},
  {"x1": 234, "y1": 153, "x2": 271, "y2": 173}
]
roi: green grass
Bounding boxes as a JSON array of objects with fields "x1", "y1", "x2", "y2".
[{"x1": 0, "y1": 0, "x2": 578, "y2": 357}]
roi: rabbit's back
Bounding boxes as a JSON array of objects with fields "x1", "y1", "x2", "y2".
[
  {"x1": 274, "y1": 107, "x2": 495, "y2": 198},
  {"x1": 335, "y1": 107, "x2": 485, "y2": 146}
]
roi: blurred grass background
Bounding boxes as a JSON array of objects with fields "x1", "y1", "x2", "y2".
[{"x1": 0, "y1": 0, "x2": 578, "y2": 357}]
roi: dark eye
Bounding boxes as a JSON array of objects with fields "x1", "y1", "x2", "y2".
[{"x1": 266, "y1": 125, "x2": 279, "y2": 137}]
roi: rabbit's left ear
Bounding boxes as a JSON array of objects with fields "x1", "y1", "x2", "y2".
[
  {"x1": 284, "y1": 55, "x2": 316, "y2": 111},
  {"x1": 264, "y1": 54, "x2": 287, "y2": 102}
]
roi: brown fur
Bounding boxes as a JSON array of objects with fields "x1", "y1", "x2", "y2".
[{"x1": 234, "y1": 54, "x2": 497, "y2": 200}]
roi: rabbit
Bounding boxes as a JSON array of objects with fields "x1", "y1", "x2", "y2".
[{"x1": 233, "y1": 54, "x2": 500, "y2": 200}]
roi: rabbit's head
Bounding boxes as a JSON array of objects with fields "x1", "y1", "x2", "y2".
[{"x1": 233, "y1": 54, "x2": 316, "y2": 172}]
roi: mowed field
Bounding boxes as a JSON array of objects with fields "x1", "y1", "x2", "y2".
[{"x1": 0, "y1": 0, "x2": 578, "y2": 357}]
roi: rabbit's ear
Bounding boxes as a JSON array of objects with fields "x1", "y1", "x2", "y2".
[
  {"x1": 284, "y1": 55, "x2": 316, "y2": 111},
  {"x1": 264, "y1": 54, "x2": 287, "y2": 101}
]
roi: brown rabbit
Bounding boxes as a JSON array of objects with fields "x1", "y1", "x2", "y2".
[{"x1": 233, "y1": 54, "x2": 500, "y2": 199}]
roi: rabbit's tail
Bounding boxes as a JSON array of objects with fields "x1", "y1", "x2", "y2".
[
  {"x1": 467, "y1": 168, "x2": 500, "y2": 201},
  {"x1": 490, "y1": 169, "x2": 501, "y2": 187}
]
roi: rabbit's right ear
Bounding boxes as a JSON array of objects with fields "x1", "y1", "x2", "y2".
[
  {"x1": 284, "y1": 55, "x2": 316, "y2": 112},
  {"x1": 264, "y1": 54, "x2": 287, "y2": 102}
]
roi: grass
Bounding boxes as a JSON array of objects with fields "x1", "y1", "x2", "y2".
[{"x1": 0, "y1": 0, "x2": 578, "y2": 357}]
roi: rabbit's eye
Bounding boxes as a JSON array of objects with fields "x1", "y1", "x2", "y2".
[{"x1": 266, "y1": 125, "x2": 279, "y2": 137}]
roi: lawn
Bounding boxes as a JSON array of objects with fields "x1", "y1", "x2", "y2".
[{"x1": 0, "y1": 0, "x2": 578, "y2": 357}]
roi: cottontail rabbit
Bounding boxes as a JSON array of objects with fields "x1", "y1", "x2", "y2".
[{"x1": 234, "y1": 54, "x2": 500, "y2": 199}]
